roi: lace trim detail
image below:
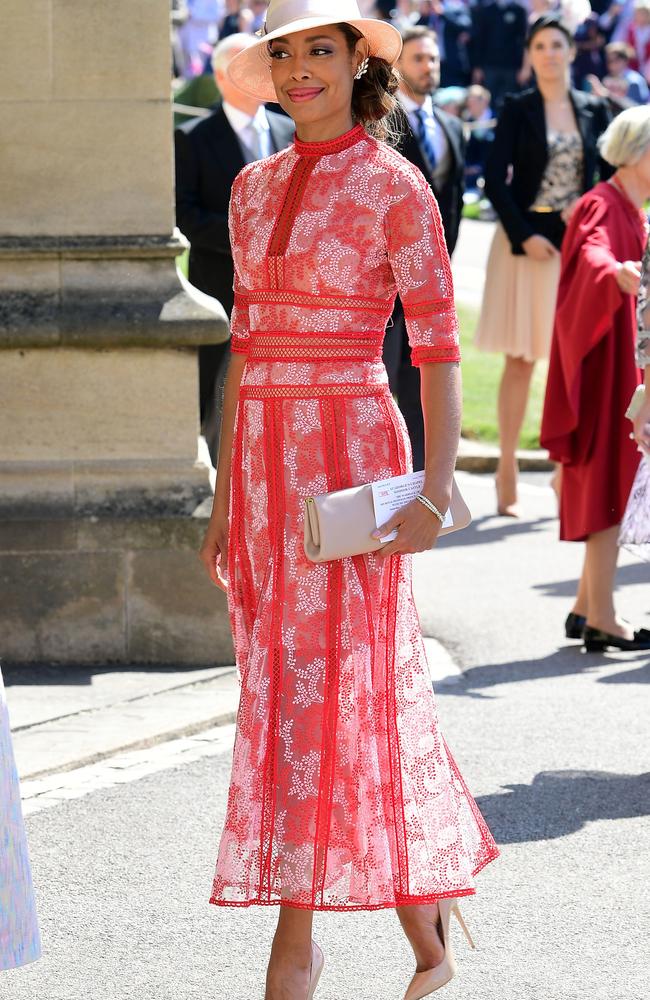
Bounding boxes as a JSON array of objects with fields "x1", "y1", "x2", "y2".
[
  {"x1": 411, "y1": 345, "x2": 462, "y2": 366},
  {"x1": 239, "y1": 384, "x2": 391, "y2": 400},
  {"x1": 403, "y1": 298, "x2": 455, "y2": 319},
  {"x1": 209, "y1": 859, "x2": 498, "y2": 911},
  {"x1": 249, "y1": 330, "x2": 385, "y2": 342},
  {"x1": 236, "y1": 288, "x2": 390, "y2": 313},
  {"x1": 229, "y1": 409, "x2": 256, "y2": 647},
  {"x1": 230, "y1": 335, "x2": 249, "y2": 355},
  {"x1": 247, "y1": 331, "x2": 385, "y2": 363},
  {"x1": 312, "y1": 398, "x2": 347, "y2": 906},
  {"x1": 294, "y1": 124, "x2": 367, "y2": 157},
  {"x1": 258, "y1": 399, "x2": 286, "y2": 900},
  {"x1": 267, "y1": 156, "x2": 319, "y2": 289}
]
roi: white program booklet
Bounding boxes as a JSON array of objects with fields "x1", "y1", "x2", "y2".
[{"x1": 371, "y1": 471, "x2": 453, "y2": 542}]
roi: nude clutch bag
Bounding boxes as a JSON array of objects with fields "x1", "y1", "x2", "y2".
[{"x1": 303, "y1": 477, "x2": 471, "y2": 563}]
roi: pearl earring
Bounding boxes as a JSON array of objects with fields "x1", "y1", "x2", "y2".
[{"x1": 354, "y1": 56, "x2": 369, "y2": 81}]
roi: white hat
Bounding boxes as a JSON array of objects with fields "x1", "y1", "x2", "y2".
[{"x1": 227, "y1": 0, "x2": 403, "y2": 101}]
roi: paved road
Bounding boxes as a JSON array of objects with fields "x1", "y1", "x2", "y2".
[{"x1": 4, "y1": 473, "x2": 649, "y2": 1000}]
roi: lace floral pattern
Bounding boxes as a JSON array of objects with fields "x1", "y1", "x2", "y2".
[
  {"x1": 619, "y1": 458, "x2": 650, "y2": 560},
  {"x1": 637, "y1": 236, "x2": 650, "y2": 367},
  {"x1": 620, "y1": 236, "x2": 650, "y2": 559},
  {"x1": 533, "y1": 130, "x2": 584, "y2": 211},
  {"x1": 211, "y1": 126, "x2": 497, "y2": 911}
]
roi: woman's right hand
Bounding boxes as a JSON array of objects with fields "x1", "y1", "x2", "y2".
[
  {"x1": 521, "y1": 234, "x2": 559, "y2": 261},
  {"x1": 199, "y1": 506, "x2": 229, "y2": 592},
  {"x1": 615, "y1": 260, "x2": 642, "y2": 296}
]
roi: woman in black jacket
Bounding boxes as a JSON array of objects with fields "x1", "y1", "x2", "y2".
[{"x1": 474, "y1": 15, "x2": 614, "y2": 516}]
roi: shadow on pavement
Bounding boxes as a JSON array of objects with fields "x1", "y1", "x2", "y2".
[
  {"x1": 476, "y1": 768, "x2": 650, "y2": 843},
  {"x1": 598, "y1": 660, "x2": 650, "y2": 684},
  {"x1": 533, "y1": 559, "x2": 650, "y2": 599},
  {"x1": 443, "y1": 648, "x2": 650, "y2": 698},
  {"x1": 436, "y1": 514, "x2": 556, "y2": 549},
  {"x1": 1, "y1": 664, "x2": 212, "y2": 687}
]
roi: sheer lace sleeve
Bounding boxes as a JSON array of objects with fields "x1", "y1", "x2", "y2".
[
  {"x1": 228, "y1": 175, "x2": 250, "y2": 356},
  {"x1": 638, "y1": 236, "x2": 650, "y2": 368},
  {"x1": 384, "y1": 168, "x2": 460, "y2": 367}
]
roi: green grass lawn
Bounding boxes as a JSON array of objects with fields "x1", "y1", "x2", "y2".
[{"x1": 458, "y1": 302, "x2": 547, "y2": 450}]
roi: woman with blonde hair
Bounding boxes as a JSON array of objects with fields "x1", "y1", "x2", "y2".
[
  {"x1": 541, "y1": 105, "x2": 650, "y2": 650},
  {"x1": 198, "y1": 1, "x2": 498, "y2": 997}
]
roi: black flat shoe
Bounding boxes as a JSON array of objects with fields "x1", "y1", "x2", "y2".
[
  {"x1": 565, "y1": 612, "x2": 586, "y2": 640},
  {"x1": 583, "y1": 625, "x2": 650, "y2": 652}
]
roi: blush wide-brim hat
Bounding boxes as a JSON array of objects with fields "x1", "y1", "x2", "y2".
[{"x1": 227, "y1": 0, "x2": 403, "y2": 102}]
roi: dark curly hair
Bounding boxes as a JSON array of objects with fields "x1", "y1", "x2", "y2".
[{"x1": 337, "y1": 23, "x2": 403, "y2": 145}]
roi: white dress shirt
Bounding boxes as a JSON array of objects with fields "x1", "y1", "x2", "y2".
[{"x1": 222, "y1": 101, "x2": 273, "y2": 162}]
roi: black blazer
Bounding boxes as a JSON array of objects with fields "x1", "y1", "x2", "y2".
[
  {"x1": 396, "y1": 107, "x2": 466, "y2": 256},
  {"x1": 174, "y1": 104, "x2": 295, "y2": 308},
  {"x1": 484, "y1": 87, "x2": 615, "y2": 253}
]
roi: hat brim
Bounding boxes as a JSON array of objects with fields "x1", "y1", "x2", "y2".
[{"x1": 227, "y1": 18, "x2": 402, "y2": 102}]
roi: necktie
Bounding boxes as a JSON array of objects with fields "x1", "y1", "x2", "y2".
[
  {"x1": 415, "y1": 107, "x2": 437, "y2": 173},
  {"x1": 244, "y1": 120, "x2": 262, "y2": 162}
]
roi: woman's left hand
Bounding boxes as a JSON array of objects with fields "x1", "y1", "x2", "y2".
[
  {"x1": 372, "y1": 499, "x2": 444, "y2": 559},
  {"x1": 633, "y1": 395, "x2": 650, "y2": 454}
]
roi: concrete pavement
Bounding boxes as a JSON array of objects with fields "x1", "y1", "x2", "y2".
[{"x1": 3, "y1": 471, "x2": 649, "y2": 1000}]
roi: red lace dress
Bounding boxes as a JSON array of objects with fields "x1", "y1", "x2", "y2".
[{"x1": 210, "y1": 125, "x2": 498, "y2": 912}]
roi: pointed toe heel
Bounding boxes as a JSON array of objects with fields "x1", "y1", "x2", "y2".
[
  {"x1": 307, "y1": 941, "x2": 324, "y2": 1000},
  {"x1": 403, "y1": 899, "x2": 475, "y2": 1000}
]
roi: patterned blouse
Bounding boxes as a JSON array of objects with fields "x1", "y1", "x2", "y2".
[
  {"x1": 638, "y1": 236, "x2": 650, "y2": 367},
  {"x1": 533, "y1": 130, "x2": 584, "y2": 211}
]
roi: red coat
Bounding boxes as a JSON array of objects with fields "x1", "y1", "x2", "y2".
[{"x1": 541, "y1": 182, "x2": 644, "y2": 542}]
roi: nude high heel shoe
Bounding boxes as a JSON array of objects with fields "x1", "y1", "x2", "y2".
[
  {"x1": 307, "y1": 940, "x2": 325, "y2": 1000},
  {"x1": 403, "y1": 899, "x2": 475, "y2": 1000}
]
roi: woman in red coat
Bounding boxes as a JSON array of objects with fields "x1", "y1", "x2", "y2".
[{"x1": 541, "y1": 105, "x2": 650, "y2": 652}]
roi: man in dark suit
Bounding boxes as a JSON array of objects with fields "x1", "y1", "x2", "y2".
[
  {"x1": 175, "y1": 33, "x2": 294, "y2": 465},
  {"x1": 383, "y1": 25, "x2": 466, "y2": 470},
  {"x1": 470, "y1": 0, "x2": 527, "y2": 112}
]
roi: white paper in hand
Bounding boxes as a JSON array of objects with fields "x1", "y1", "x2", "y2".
[{"x1": 371, "y1": 471, "x2": 453, "y2": 542}]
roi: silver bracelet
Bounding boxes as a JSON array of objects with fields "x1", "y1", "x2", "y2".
[{"x1": 415, "y1": 493, "x2": 445, "y2": 524}]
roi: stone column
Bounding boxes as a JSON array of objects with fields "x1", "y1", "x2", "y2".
[{"x1": 0, "y1": 1, "x2": 233, "y2": 665}]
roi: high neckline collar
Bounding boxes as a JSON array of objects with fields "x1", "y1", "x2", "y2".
[{"x1": 293, "y1": 124, "x2": 367, "y2": 157}]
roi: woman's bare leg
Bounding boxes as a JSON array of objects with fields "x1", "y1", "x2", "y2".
[
  {"x1": 397, "y1": 904, "x2": 445, "y2": 973},
  {"x1": 572, "y1": 557, "x2": 589, "y2": 619},
  {"x1": 496, "y1": 355, "x2": 536, "y2": 514},
  {"x1": 265, "y1": 906, "x2": 314, "y2": 1000},
  {"x1": 584, "y1": 525, "x2": 632, "y2": 639}
]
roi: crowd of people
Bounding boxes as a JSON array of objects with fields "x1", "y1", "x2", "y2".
[
  {"x1": 175, "y1": 9, "x2": 650, "y2": 627},
  {"x1": 173, "y1": 0, "x2": 650, "y2": 110},
  {"x1": 4, "y1": 0, "x2": 650, "y2": 990},
  {"x1": 182, "y1": 2, "x2": 649, "y2": 994}
]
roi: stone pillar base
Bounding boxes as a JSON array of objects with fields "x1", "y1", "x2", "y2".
[{"x1": 0, "y1": 509, "x2": 233, "y2": 666}]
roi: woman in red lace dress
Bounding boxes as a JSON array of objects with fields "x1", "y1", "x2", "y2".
[{"x1": 199, "y1": 2, "x2": 497, "y2": 997}]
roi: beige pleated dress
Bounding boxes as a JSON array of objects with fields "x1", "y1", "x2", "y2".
[{"x1": 475, "y1": 131, "x2": 583, "y2": 363}]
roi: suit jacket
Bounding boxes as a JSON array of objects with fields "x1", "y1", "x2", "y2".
[
  {"x1": 484, "y1": 88, "x2": 616, "y2": 253},
  {"x1": 174, "y1": 104, "x2": 295, "y2": 309},
  {"x1": 396, "y1": 107, "x2": 466, "y2": 256},
  {"x1": 470, "y1": 1, "x2": 527, "y2": 71}
]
